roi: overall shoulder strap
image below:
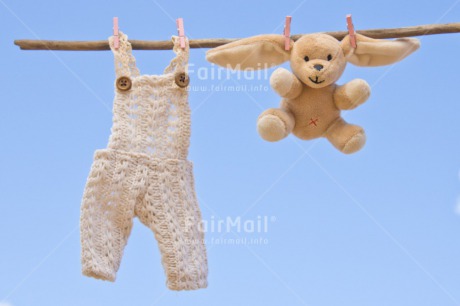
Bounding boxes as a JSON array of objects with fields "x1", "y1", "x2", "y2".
[
  {"x1": 109, "y1": 31, "x2": 140, "y2": 78},
  {"x1": 164, "y1": 35, "x2": 189, "y2": 74}
]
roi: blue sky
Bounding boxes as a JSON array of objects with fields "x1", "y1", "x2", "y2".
[{"x1": 1, "y1": 0, "x2": 460, "y2": 305}]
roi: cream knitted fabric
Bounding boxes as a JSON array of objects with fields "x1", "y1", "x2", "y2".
[{"x1": 80, "y1": 32, "x2": 208, "y2": 290}]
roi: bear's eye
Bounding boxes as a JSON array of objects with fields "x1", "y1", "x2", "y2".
[
  {"x1": 327, "y1": 54, "x2": 333, "y2": 61},
  {"x1": 304, "y1": 56, "x2": 310, "y2": 62}
]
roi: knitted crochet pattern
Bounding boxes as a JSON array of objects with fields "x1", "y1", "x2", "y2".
[{"x1": 80, "y1": 32, "x2": 208, "y2": 290}]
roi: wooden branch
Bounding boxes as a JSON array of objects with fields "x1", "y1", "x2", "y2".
[{"x1": 14, "y1": 22, "x2": 460, "y2": 51}]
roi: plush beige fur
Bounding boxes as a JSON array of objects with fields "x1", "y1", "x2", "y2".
[{"x1": 206, "y1": 33, "x2": 420, "y2": 154}]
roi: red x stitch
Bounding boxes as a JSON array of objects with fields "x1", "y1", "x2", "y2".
[{"x1": 309, "y1": 118, "x2": 319, "y2": 127}]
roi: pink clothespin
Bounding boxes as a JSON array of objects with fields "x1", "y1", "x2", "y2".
[
  {"x1": 346, "y1": 14, "x2": 357, "y2": 49},
  {"x1": 176, "y1": 18, "x2": 186, "y2": 49},
  {"x1": 113, "y1": 17, "x2": 119, "y2": 50},
  {"x1": 284, "y1": 16, "x2": 292, "y2": 51}
]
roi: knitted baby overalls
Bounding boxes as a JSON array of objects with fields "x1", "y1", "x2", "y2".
[{"x1": 80, "y1": 32, "x2": 208, "y2": 290}]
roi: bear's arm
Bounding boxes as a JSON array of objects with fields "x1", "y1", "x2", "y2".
[
  {"x1": 333, "y1": 79, "x2": 371, "y2": 110},
  {"x1": 270, "y1": 68, "x2": 303, "y2": 99}
]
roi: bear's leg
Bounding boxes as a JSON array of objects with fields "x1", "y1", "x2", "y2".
[
  {"x1": 325, "y1": 117, "x2": 366, "y2": 154},
  {"x1": 257, "y1": 108, "x2": 295, "y2": 142}
]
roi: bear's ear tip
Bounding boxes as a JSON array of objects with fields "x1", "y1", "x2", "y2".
[
  {"x1": 411, "y1": 38, "x2": 421, "y2": 49},
  {"x1": 205, "y1": 51, "x2": 215, "y2": 62},
  {"x1": 401, "y1": 37, "x2": 421, "y2": 47},
  {"x1": 400, "y1": 37, "x2": 421, "y2": 53}
]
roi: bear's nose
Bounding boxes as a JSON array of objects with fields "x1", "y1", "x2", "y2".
[{"x1": 314, "y1": 64, "x2": 323, "y2": 71}]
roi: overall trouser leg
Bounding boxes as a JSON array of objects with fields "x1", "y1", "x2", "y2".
[{"x1": 80, "y1": 151, "x2": 147, "y2": 281}]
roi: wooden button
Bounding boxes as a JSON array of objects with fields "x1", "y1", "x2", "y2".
[
  {"x1": 175, "y1": 72, "x2": 189, "y2": 88},
  {"x1": 116, "y1": 76, "x2": 132, "y2": 91}
]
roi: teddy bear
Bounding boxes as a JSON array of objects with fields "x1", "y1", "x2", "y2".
[{"x1": 206, "y1": 33, "x2": 420, "y2": 154}]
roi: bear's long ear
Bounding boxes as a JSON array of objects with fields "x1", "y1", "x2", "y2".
[
  {"x1": 206, "y1": 34, "x2": 292, "y2": 70},
  {"x1": 341, "y1": 34, "x2": 420, "y2": 67}
]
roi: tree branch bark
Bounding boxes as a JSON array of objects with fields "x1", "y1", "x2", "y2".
[{"x1": 14, "y1": 22, "x2": 460, "y2": 51}]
